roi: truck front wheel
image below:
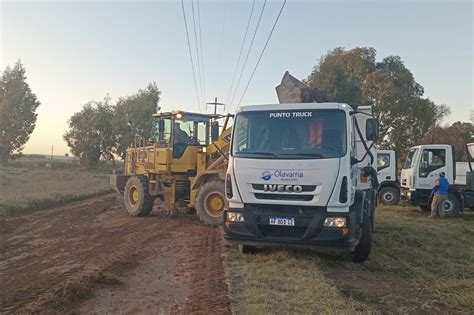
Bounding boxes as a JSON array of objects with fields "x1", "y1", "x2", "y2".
[
  {"x1": 195, "y1": 180, "x2": 227, "y2": 226},
  {"x1": 351, "y1": 214, "x2": 373, "y2": 263},
  {"x1": 443, "y1": 194, "x2": 461, "y2": 216},
  {"x1": 378, "y1": 186, "x2": 400, "y2": 205},
  {"x1": 124, "y1": 176, "x2": 155, "y2": 217}
]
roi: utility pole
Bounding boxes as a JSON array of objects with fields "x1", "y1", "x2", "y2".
[
  {"x1": 206, "y1": 97, "x2": 225, "y2": 114},
  {"x1": 51, "y1": 145, "x2": 54, "y2": 161}
]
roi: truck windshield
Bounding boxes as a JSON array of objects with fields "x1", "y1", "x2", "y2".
[
  {"x1": 232, "y1": 109, "x2": 347, "y2": 159},
  {"x1": 403, "y1": 148, "x2": 418, "y2": 169}
]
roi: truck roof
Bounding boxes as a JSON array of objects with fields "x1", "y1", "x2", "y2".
[{"x1": 236, "y1": 102, "x2": 353, "y2": 113}]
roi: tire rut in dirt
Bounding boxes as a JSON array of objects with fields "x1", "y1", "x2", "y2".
[{"x1": 172, "y1": 226, "x2": 231, "y2": 314}]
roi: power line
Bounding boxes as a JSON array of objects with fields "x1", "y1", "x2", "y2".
[
  {"x1": 180, "y1": 0, "x2": 202, "y2": 112},
  {"x1": 237, "y1": 0, "x2": 287, "y2": 107},
  {"x1": 197, "y1": 0, "x2": 207, "y2": 104},
  {"x1": 229, "y1": 0, "x2": 267, "y2": 109},
  {"x1": 225, "y1": 0, "x2": 256, "y2": 106},
  {"x1": 191, "y1": 0, "x2": 205, "y2": 106},
  {"x1": 217, "y1": 0, "x2": 228, "y2": 106}
]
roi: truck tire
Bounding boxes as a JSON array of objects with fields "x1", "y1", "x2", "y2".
[
  {"x1": 195, "y1": 180, "x2": 227, "y2": 226},
  {"x1": 420, "y1": 205, "x2": 430, "y2": 212},
  {"x1": 443, "y1": 193, "x2": 461, "y2": 216},
  {"x1": 124, "y1": 176, "x2": 154, "y2": 217},
  {"x1": 378, "y1": 186, "x2": 400, "y2": 205},
  {"x1": 239, "y1": 245, "x2": 257, "y2": 254},
  {"x1": 351, "y1": 214, "x2": 373, "y2": 263}
]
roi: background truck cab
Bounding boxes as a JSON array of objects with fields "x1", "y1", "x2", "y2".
[{"x1": 400, "y1": 144, "x2": 474, "y2": 215}]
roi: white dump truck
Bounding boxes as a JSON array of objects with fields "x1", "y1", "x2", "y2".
[
  {"x1": 377, "y1": 150, "x2": 400, "y2": 205},
  {"x1": 223, "y1": 102, "x2": 379, "y2": 262},
  {"x1": 400, "y1": 143, "x2": 474, "y2": 215}
]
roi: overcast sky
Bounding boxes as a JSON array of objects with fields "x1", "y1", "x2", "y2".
[{"x1": 1, "y1": 0, "x2": 472, "y2": 155}]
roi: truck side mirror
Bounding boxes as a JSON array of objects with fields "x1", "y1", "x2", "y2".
[
  {"x1": 211, "y1": 122, "x2": 220, "y2": 141},
  {"x1": 366, "y1": 118, "x2": 379, "y2": 142},
  {"x1": 158, "y1": 119, "x2": 165, "y2": 133}
]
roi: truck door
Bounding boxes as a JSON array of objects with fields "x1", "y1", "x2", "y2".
[{"x1": 416, "y1": 147, "x2": 448, "y2": 189}]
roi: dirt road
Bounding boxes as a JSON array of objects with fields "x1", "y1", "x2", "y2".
[{"x1": 0, "y1": 193, "x2": 231, "y2": 314}]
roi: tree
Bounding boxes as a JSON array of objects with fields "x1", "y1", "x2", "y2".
[
  {"x1": 63, "y1": 98, "x2": 115, "y2": 167},
  {"x1": 0, "y1": 61, "x2": 41, "y2": 164},
  {"x1": 112, "y1": 82, "x2": 161, "y2": 158},
  {"x1": 421, "y1": 121, "x2": 474, "y2": 161},
  {"x1": 306, "y1": 47, "x2": 450, "y2": 161}
]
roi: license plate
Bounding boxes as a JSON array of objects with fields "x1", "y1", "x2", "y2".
[{"x1": 269, "y1": 216, "x2": 295, "y2": 226}]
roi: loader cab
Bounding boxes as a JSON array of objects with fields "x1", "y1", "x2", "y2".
[{"x1": 154, "y1": 111, "x2": 212, "y2": 159}]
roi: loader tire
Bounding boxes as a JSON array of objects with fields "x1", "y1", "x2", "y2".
[
  {"x1": 124, "y1": 176, "x2": 154, "y2": 217},
  {"x1": 195, "y1": 180, "x2": 226, "y2": 226}
]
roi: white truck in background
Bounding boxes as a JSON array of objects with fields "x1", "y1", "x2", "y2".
[
  {"x1": 223, "y1": 102, "x2": 379, "y2": 262},
  {"x1": 400, "y1": 144, "x2": 474, "y2": 215},
  {"x1": 377, "y1": 150, "x2": 400, "y2": 205}
]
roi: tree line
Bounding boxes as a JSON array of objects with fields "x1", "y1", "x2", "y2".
[
  {"x1": 1, "y1": 49, "x2": 472, "y2": 167},
  {"x1": 63, "y1": 83, "x2": 161, "y2": 166}
]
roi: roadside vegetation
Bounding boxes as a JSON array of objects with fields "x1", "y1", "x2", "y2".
[
  {"x1": 0, "y1": 157, "x2": 117, "y2": 215},
  {"x1": 225, "y1": 205, "x2": 474, "y2": 314}
]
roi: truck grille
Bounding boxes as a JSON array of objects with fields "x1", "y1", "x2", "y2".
[
  {"x1": 257, "y1": 225, "x2": 307, "y2": 239},
  {"x1": 254, "y1": 193, "x2": 313, "y2": 201}
]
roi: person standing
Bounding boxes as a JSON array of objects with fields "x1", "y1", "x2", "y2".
[{"x1": 431, "y1": 171, "x2": 449, "y2": 218}]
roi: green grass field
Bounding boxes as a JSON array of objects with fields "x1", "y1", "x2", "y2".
[
  {"x1": 225, "y1": 205, "x2": 474, "y2": 314},
  {"x1": 0, "y1": 157, "x2": 117, "y2": 215}
]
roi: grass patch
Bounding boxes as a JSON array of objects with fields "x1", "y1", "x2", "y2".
[
  {"x1": 224, "y1": 206, "x2": 474, "y2": 313},
  {"x1": 0, "y1": 158, "x2": 117, "y2": 215},
  {"x1": 225, "y1": 247, "x2": 369, "y2": 314}
]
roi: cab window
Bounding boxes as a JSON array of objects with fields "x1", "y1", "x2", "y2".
[
  {"x1": 377, "y1": 153, "x2": 390, "y2": 171},
  {"x1": 419, "y1": 148, "x2": 446, "y2": 178}
]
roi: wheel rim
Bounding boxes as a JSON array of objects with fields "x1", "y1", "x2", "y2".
[
  {"x1": 129, "y1": 186, "x2": 139, "y2": 205},
  {"x1": 382, "y1": 191, "x2": 394, "y2": 203},
  {"x1": 443, "y1": 199, "x2": 455, "y2": 215},
  {"x1": 205, "y1": 192, "x2": 225, "y2": 217}
]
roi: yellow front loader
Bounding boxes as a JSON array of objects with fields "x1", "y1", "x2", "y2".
[{"x1": 110, "y1": 111, "x2": 232, "y2": 226}]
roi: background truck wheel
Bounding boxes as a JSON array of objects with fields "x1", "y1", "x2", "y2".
[
  {"x1": 443, "y1": 193, "x2": 461, "y2": 216},
  {"x1": 378, "y1": 187, "x2": 400, "y2": 205},
  {"x1": 195, "y1": 180, "x2": 227, "y2": 226},
  {"x1": 124, "y1": 176, "x2": 154, "y2": 217},
  {"x1": 351, "y1": 214, "x2": 373, "y2": 263},
  {"x1": 239, "y1": 245, "x2": 257, "y2": 254}
]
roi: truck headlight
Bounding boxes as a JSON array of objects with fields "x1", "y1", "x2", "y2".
[
  {"x1": 407, "y1": 191, "x2": 412, "y2": 198},
  {"x1": 324, "y1": 216, "x2": 346, "y2": 228},
  {"x1": 226, "y1": 211, "x2": 244, "y2": 222}
]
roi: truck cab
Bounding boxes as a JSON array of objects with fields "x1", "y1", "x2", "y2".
[
  {"x1": 377, "y1": 150, "x2": 400, "y2": 205},
  {"x1": 223, "y1": 102, "x2": 378, "y2": 262},
  {"x1": 400, "y1": 144, "x2": 471, "y2": 215}
]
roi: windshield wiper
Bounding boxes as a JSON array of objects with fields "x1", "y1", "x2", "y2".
[{"x1": 237, "y1": 151, "x2": 278, "y2": 158}]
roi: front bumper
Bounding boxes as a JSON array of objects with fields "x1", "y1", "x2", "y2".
[
  {"x1": 400, "y1": 188, "x2": 430, "y2": 206},
  {"x1": 223, "y1": 204, "x2": 358, "y2": 254}
]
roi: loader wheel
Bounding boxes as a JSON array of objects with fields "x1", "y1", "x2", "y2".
[
  {"x1": 351, "y1": 213, "x2": 373, "y2": 263},
  {"x1": 124, "y1": 176, "x2": 154, "y2": 217},
  {"x1": 195, "y1": 180, "x2": 227, "y2": 226}
]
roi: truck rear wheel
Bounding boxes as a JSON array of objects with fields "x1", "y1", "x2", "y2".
[
  {"x1": 124, "y1": 176, "x2": 154, "y2": 217},
  {"x1": 443, "y1": 193, "x2": 461, "y2": 216},
  {"x1": 351, "y1": 214, "x2": 373, "y2": 263},
  {"x1": 195, "y1": 180, "x2": 227, "y2": 226},
  {"x1": 378, "y1": 187, "x2": 400, "y2": 205}
]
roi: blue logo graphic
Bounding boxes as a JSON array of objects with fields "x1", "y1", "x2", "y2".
[{"x1": 261, "y1": 171, "x2": 273, "y2": 181}]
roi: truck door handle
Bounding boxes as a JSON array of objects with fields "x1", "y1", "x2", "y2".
[{"x1": 429, "y1": 174, "x2": 434, "y2": 177}]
